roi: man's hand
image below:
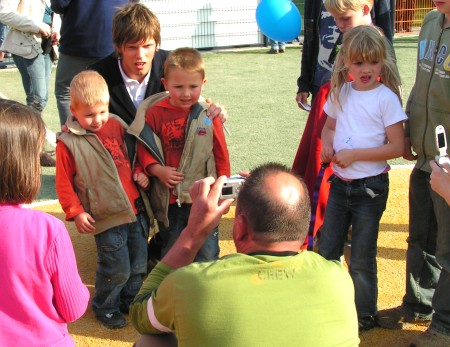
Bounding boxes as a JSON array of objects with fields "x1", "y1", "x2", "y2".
[
  {"x1": 134, "y1": 172, "x2": 150, "y2": 189},
  {"x1": 205, "y1": 98, "x2": 228, "y2": 123},
  {"x1": 296, "y1": 92, "x2": 310, "y2": 111},
  {"x1": 74, "y1": 212, "x2": 96, "y2": 234},
  {"x1": 430, "y1": 160, "x2": 450, "y2": 205},
  {"x1": 161, "y1": 176, "x2": 234, "y2": 269}
]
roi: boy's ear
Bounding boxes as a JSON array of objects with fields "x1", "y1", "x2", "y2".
[
  {"x1": 161, "y1": 77, "x2": 168, "y2": 90},
  {"x1": 362, "y1": 4, "x2": 371, "y2": 15}
]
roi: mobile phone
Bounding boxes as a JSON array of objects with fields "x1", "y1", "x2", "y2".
[
  {"x1": 297, "y1": 100, "x2": 311, "y2": 111},
  {"x1": 434, "y1": 125, "x2": 450, "y2": 172}
]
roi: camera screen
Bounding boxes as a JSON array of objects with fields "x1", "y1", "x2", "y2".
[
  {"x1": 438, "y1": 132, "x2": 446, "y2": 148},
  {"x1": 222, "y1": 187, "x2": 233, "y2": 196}
]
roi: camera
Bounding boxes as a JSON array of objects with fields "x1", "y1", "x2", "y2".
[
  {"x1": 220, "y1": 175, "x2": 245, "y2": 199},
  {"x1": 435, "y1": 125, "x2": 450, "y2": 172}
]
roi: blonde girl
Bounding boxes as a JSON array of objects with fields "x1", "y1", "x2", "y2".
[{"x1": 318, "y1": 25, "x2": 407, "y2": 332}]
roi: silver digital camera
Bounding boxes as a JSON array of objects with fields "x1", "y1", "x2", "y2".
[{"x1": 220, "y1": 175, "x2": 245, "y2": 199}]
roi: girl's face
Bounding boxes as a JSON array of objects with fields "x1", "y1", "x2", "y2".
[
  {"x1": 162, "y1": 67, "x2": 206, "y2": 109},
  {"x1": 347, "y1": 59, "x2": 382, "y2": 91}
]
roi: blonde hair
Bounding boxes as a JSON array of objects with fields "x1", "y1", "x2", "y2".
[
  {"x1": 330, "y1": 25, "x2": 402, "y2": 109},
  {"x1": 164, "y1": 47, "x2": 205, "y2": 79},
  {"x1": 70, "y1": 70, "x2": 109, "y2": 108},
  {"x1": 0, "y1": 99, "x2": 45, "y2": 204},
  {"x1": 324, "y1": 0, "x2": 374, "y2": 13}
]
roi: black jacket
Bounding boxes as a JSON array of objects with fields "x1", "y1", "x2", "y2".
[{"x1": 89, "y1": 49, "x2": 170, "y2": 125}]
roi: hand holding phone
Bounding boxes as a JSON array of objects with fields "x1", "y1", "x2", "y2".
[
  {"x1": 297, "y1": 100, "x2": 311, "y2": 111},
  {"x1": 435, "y1": 125, "x2": 450, "y2": 173}
]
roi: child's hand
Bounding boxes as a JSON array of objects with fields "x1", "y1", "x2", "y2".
[
  {"x1": 74, "y1": 212, "x2": 96, "y2": 234},
  {"x1": 332, "y1": 149, "x2": 355, "y2": 169},
  {"x1": 403, "y1": 137, "x2": 417, "y2": 161},
  {"x1": 153, "y1": 165, "x2": 184, "y2": 188},
  {"x1": 321, "y1": 146, "x2": 334, "y2": 164},
  {"x1": 134, "y1": 172, "x2": 150, "y2": 189}
]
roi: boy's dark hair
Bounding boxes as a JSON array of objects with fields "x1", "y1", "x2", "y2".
[
  {"x1": 112, "y1": 3, "x2": 161, "y2": 52},
  {"x1": 236, "y1": 162, "x2": 311, "y2": 243},
  {"x1": 0, "y1": 99, "x2": 45, "y2": 204}
]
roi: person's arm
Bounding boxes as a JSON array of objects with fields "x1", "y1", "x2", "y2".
[
  {"x1": 430, "y1": 160, "x2": 450, "y2": 205},
  {"x1": 0, "y1": 1, "x2": 51, "y2": 36},
  {"x1": 296, "y1": 0, "x2": 316, "y2": 106},
  {"x1": 333, "y1": 121, "x2": 405, "y2": 168},
  {"x1": 50, "y1": 0, "x2": 71, "y2": 14},
  {"x1": 403, "y1": 85, "x2": 417, "y2": 161},
  {"x1": 130, "y1": 176, "x2": 234, "y2": 334},
  {"x1": 320, "y1": 115, "x2": 336, "y2": 163},
  {"x1": 212, "y1": 116, "x2": 230, "y2": 177},
  {"x1": 46, "y1": 223, "x2": 90, "y2": 322},
  {"x1": 55, "y1": 141, "x2": 86, "y2": 220}
]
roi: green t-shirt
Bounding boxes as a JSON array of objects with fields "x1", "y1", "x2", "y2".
[{"x1": 131, "y1": 251, "x2": 359, "y2": 347}]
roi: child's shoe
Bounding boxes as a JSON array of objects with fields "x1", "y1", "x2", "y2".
[{"x1": 96, "y1": 311, "x2": 127, "y2": 329}]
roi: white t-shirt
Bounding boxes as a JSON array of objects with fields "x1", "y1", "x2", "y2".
[{"x1": 323, "y1": 82, "x2": 407, "y2": 179}]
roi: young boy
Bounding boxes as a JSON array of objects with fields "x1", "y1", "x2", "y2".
[
  {"x1": 130, "y1": 47, "x2": 230, "y2": 262},
  {"x1": 55, "y1": 70, "x2": 150, "y2": 329},
  {"x1": 292, "y1": 0, "x2": 377, "y2": 250},
  {"x1": 376, "y1": 4, "x2": 450, "y2": 346}
]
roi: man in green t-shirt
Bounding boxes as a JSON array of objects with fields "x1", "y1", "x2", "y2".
[{"x1": 130, "y1": 163, "x2": 360, "y2": 347}]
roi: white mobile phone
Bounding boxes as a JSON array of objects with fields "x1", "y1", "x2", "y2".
[
  {"x1": 297, "y1": 100, "x2": 311, "y2": 111},
  {"x1": 435, "y1": 125, "x2": 450, "y2": 170}
]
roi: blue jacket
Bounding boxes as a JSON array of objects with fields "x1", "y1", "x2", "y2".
[{"x1": 50, "y1": 0, "x2": 128, "y2": 58}]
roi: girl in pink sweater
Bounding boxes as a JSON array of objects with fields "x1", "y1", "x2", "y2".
[{"x1": 0, "y1": 99, "x2": 89, "y2": 346}]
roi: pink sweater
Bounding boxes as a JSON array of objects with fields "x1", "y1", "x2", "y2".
[{"x1": 0, "y1": 204, "x2": 89, "y2": 346}]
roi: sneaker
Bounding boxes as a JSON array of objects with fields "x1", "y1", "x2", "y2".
[
  {"x1": 376, "y1": 305, "x2": 432, "y2": 330},
  {"x1": 267, "y1": 48, "x2": 278, "y2": 54},
  {"x1": 279, "y1": 48, "x2": 286, "y2": 53},
  {"x1": 409, "y1": 328, "x2": 450, "y2": 347},
  {"x1": 96, "y1": 311, "x2": 127, "y2": 329},
  {"x1": 358, "y1": 316, "x2": 378, "y2": 333},
  {"x1": 40, "y1": 151, "x2": 56, "y2": 167}
]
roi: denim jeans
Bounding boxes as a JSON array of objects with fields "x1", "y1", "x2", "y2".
[
  {"x1": 92, "y1": 214, "x2": 149, "y2": 316},
  {"x1": 319, "y1": 173, "x2": 389, "y2": 318},
  {"x1": 404, "y1": 168, "x2": 450, "y2": 334},
  {"x1": 55, "y1": 53, "x2": 101, "y2": 125},
  {"x1": 158, "y1": 204, "x2": 220, "y2": 262},
  {"x1": 12, "y1": 53, "x2": 52, "y2": 113},
  {"x1": 268, "y1": 39, "x2": 285, "y2": 51}
]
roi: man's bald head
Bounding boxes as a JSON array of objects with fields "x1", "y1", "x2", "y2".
[{"x1": 236, "y1": 163, "x2": 311, "y2": 243}]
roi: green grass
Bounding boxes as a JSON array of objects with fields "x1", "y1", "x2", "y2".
[{"x1": 0, "y1": 36, "x2": 419, "y2": 201}]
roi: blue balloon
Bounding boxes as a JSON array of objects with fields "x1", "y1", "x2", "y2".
[{"x1": 256, "y1": 0, "x2": 302, "y2": 42}]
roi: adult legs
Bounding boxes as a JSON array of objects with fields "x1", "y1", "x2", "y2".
[
  {"x1": 12, "y1": 53, "x2": 52, "y2": 112},
  {"x1": 55, "y1": 53, "x2": 100, "y2": 125}
]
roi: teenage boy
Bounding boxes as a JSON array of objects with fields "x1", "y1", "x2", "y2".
[
  {"x1": 56, "y1": 70, "x2": 150, "y2": 329},
  {"x1": 376, "y1": 3, "x2": 450, "y2": 346},
  {"x1": 130, "y1": 47, "x2": 230, "y2": 261}
]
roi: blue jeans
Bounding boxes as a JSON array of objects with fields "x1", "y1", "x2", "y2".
[
  {"x1": 268, "y1": 39, "x2": 285, "y2": 51},
  {"x1": 12, "y1": 53, "x2": 52, "y2": 112},
  {"x1": 55, "y1": 53, "x2": 101, "y2": 125},
  {"x1": 92, "y1": 214, "x2": 149, "y2": 316},
  {"x1": 158, "y1": 204, "x2": 219, "y2": 262},
  {"x1": 404, "y1": 168, "x2": 450, "y2": 334},
  {"x1": 319, "y1": 173, "x2": 389, "y2": 318}
]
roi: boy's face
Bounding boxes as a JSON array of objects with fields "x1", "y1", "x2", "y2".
[
  {"x1": 70, "y1": 101, "x2": 109, "y2": 132},
  {"x1": 117, "y1": 37, "x2": 157, "y2": 83},
  {"x1": 162, "y1": 67, "x2": 206, "y2": 109},
  {"x1": 434, "y1": 1, "x2": 450, "y2": 15},
  {"x1": 330, "y1": 5, "x2": 371, "y2": 33}
]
